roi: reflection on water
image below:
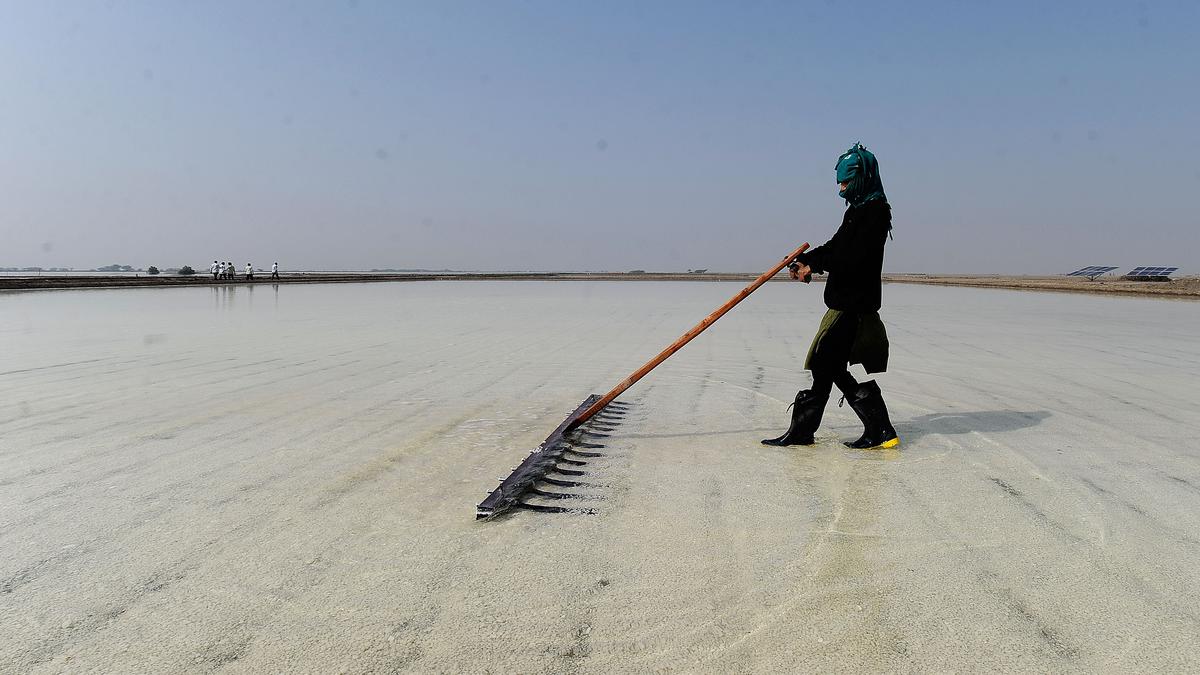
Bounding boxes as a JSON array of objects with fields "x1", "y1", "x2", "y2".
[
  {"x1": 4, "y1": 281, "x2": 1197, "y2": 346},
  {"x1": 210, "y1": 283, "x2": 265, "y2": 311}
]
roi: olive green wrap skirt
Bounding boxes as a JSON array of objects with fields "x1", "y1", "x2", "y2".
[{"x1": 804, "y1": 309, "x2": 889, "y2": 374}]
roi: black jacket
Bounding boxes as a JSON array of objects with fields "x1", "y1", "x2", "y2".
[{"x1": 796, "y1": 200, "x2": 891, "y2": 312}]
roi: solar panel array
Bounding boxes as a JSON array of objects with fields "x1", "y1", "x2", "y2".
[
  {"x1": 1126, "y1": 266, "x2": 1179, "y2": 277},
  {"x1": 1066, "y1": 266, "x2": 1119, "y2": 277}
]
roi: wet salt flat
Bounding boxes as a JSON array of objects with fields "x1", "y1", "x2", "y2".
[{"x1": 3, "y1": 281, "x2": 1200, "y2": 672}]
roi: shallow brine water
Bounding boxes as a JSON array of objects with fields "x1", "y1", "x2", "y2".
[{"x1": 3, "y1": 281, "x2": 1200, "y2": 671}]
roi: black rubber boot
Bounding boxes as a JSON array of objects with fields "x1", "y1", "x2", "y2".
[
  {"x1": 843, "y1": 380, "x2": 900, "y2": 449},
  {"x1": 762, "y1": 389, "x2": 827, "y2": 446}
]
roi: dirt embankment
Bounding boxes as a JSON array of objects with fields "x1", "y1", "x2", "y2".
[
  {"x1": 0, "y1": 272, "x2": 756, "y2": 292},
  {"x1": 2, "y1": 272, "x2": 1196, "y2": 299},
  {"x1": 883, "y1": 274, "x2": 1200, "y2": 299}
]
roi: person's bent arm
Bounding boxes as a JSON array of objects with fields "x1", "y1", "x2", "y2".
[{"x1": 794, "y1": 224, "x2": 846, "y2": 275}]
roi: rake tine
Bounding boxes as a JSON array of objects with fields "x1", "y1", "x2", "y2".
[
  {"x1": 518, "y1": 502, "x2": 598, "y2": 515},
  {"x1": 573, "y1": 441, "x2": 605, "y2": 449},
  {"x1": 533, "y1": 488, "x2": 605, "y2": 501},
  {"x1": 563, "y1": 449, "x2": 602, "y2": 458},
  {"x1": 539, "y1": 477, "x2": 585, "y2": 488},
  {"x1": 550, "y1": 467, "x2": 586, "y2": 476},
  {"x1": 557, "y1": 458, "x2": 588, "y2": 466},
  {"x1": 516, "y1": 502, "x2": 571, "y2": 513},
  {"x1": 529, "y1": 488, "x2": 578, "y2": 500}
]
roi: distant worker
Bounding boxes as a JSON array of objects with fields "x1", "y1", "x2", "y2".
[
  {"x1": 271, "y1": 261, "x2": 279, "y2": 279},
  {"x1": 210, "y1": 260, "x2": 219, "y2": 280},
  {"x1": 763, "y1": 143, "x2": 899, "y2": 450},
  {"x1": 218, "y1": 261, "x2": 227, "y2": 280},
  {"x1": 245, "y1": 262, "x2": 254, "y2": 280},
  {"x1": 226, "y1": 261, "x2": 234, "y2": 280}
]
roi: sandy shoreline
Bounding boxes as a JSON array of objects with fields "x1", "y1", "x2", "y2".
[{"x1": 3, "y1": 271, "x2": 1197, "y2": 299}]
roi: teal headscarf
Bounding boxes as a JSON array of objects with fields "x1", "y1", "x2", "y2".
[{"x1": 835, "y1": 143, "x2": 886, "y2": 207}]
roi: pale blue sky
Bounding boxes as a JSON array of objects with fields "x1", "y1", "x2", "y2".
[{"x1": 1, "y1": 1, "x2": 1197, "y2": 272}]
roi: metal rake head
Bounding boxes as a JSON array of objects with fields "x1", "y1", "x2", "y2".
[{"x1": 475, "y1": 395, "x2": 631, "y2": 519}]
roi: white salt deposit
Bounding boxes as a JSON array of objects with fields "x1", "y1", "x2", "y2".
[{"x1": 2, "y1": 281, "x2": 1199, "y2": 671}]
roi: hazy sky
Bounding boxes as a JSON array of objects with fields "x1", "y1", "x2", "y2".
[{"x1": 2, "y1": 1, "x2": 1197, "y2": 273}]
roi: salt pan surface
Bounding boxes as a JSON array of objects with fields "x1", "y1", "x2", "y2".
[{"x1": 2, "y1": 281, "x2": 1199, "y2": 671}]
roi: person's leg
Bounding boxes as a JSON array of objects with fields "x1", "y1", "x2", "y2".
[
  {"x1": 810, "y1": 370, "x2": 835, "y2": 399},
  {"x1": 833, "y1": 370, "x2": 858, "y2": 398},
  {"x1": 762, "y1": 368, "x2": 832, "y2": 446},
  {"x1": 763, "y1": 311, "x2": 857, "y2": 447},
  {"x1": 843, "y1": 379, "x2": 899, "y2": 449}
]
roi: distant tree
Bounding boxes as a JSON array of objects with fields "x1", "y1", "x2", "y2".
[
  {"x1": 147, "y1": 266, "x2": 160, "y2": 275},
  {"x1": 177, "y1": 265, "x2": 196, "y2": 276}
]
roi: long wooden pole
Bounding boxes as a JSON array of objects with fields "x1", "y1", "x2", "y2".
[{"x1": 566, "y1": 242, "x2": 810, "y2": 431}]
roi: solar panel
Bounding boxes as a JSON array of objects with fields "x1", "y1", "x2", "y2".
[
  {"x1": 1124, "y1": 266, "x2": 1178, "y2": 280},
  {"x1": 1066, "y1": 265, "x2": 1118, "y2": 278}
]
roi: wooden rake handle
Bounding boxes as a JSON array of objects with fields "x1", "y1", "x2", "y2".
[{"x1": 566, "y1": 242, "x2": 810, "y2": 431}]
